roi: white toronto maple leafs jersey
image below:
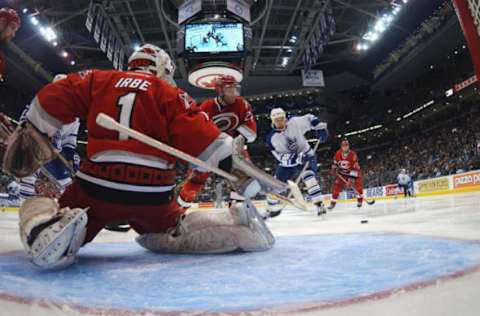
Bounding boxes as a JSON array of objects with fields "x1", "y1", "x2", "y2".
[{"x1": 266, "y1": 115, "x2": 323, "y2": 167}]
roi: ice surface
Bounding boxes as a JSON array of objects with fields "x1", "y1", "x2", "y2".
[{"x1": 0, "y1": 192, "x2": 479, "y2": 315}]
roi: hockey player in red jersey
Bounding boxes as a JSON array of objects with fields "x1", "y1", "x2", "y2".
[
  {"x1": 177, "y1": 75, "x2": 257, "y2": 208},
  {"x1": 0, "y1": 8, "x2": 21, "y2": 81},
  {"x1": 329, "y1": 139, "x2": 364, "y2": 209},
  {"x1": 3, "y1": 44, "x2": 280, "y2": 269},
  {"x1": 200, "y1": 75, "x2": 257, "y2": 142}
]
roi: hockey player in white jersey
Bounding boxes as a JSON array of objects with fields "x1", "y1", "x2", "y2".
[
  {"x1": 265, "y1": 108, "x2": 328, "y2": 218},
  {"x1": 397, "y1": 169, "x2": 413, "y2": 198},
  {"x1": 18, "y1": 74, "x2": 80, "y2": 198}
]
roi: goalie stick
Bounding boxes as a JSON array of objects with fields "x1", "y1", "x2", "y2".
[{"x1": 96, "y1": 113, "x2": 308, "y2": 211}]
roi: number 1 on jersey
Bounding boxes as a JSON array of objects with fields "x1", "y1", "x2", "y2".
[{"x1": 117, "y1": 92, "x2": 137, "y2": 140}]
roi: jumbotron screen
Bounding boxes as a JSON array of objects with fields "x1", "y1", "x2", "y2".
[{"x1": 184, "y1": 22, "x2": 244, "y2": 54}]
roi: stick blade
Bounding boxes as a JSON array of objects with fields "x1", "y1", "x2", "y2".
[
  {"x1": 96, "y1": 113, "x2": 118, "y2": 131},
  {"x1": 287, "y1": 180, "x2": 309, "y2": 211}
]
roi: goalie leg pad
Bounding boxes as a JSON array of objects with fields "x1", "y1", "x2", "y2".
[
  {"x1": 136, "y1": 199, "x2": 275, "y2": 254},
  {"x1": 19, "y1": 197, "x2": 88, "y2": 269},
  {"x1": 301, "y1": 170, "x2": 323, "y2": 204},
  {"x1": 3, "y1": 122, "x2": 56, "y2": 178}
]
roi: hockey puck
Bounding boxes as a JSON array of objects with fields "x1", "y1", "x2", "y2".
[{"x1": 360, "y1": 220, "x2": 369, "y2": 224}]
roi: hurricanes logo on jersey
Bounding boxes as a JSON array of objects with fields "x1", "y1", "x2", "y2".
[
  {"x1": 286, "y1": 137, "x2": 298, "y2": 152},
  {"x1": 212, "y1": 113, "x2": 239, "y2": 132},
  {"x1": 338, "y1": 160, "x2": 350, "y2": 169}
]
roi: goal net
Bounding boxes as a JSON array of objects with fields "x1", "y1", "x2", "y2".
[{"x1": 453, "y1": 0, "x2": 480, "y2": 79}]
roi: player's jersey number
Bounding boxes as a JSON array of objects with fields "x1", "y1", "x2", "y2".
[{"x1": 116, "y1": 92, "x2": 137, "y2": 140}]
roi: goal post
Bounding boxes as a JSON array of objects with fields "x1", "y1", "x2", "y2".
[{"x1": 453, "y1": 0, "x2": 480, "y2": 79}]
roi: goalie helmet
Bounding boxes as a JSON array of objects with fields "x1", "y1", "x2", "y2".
[
  {"x1": 128, "y1": 44, "x2": 176, "y2": 84},
  {"x1": 0, "y1": 8, "x2": 21, "y2": 29}
]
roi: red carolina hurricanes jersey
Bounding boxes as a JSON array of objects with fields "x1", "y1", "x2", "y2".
[
  {"x1": 26, "y1": 69, "x2": 221, "y2": 192},
  {"x1": 333, "y1": 149, "x2": 361, "y2": 174},
  {"x1": 200, "y1": 96, "x2": 257, "y2": 142}
]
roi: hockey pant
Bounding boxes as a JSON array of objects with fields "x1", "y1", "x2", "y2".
[
  {"x1": 331, "y1": 176, "x2": 363, "y2": 203},
  {"x1": 58, "y1": 180, "x2": 185, "y2": 245}
]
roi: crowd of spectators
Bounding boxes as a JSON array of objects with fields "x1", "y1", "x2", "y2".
[{"x1": 362, "y1": 107, "x2": 480, "y2": 188}]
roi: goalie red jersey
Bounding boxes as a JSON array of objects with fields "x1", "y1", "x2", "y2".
[
  {"x1": 24, "y1": 69, "x2": 229, "y2": 243},
  {"x1": 200, "y1": 96, "x2": 257, "y2": 143}
]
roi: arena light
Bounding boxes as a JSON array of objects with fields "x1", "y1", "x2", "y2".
[
  {"x1": 39, "y1": 26, "x2": 57, "y2": 42},
  {"x1": 402, "y1": 100, "x2": 435, "y2": 119},
  {"x1": 30, "y1": 16, "x2": 39, "y2": 26},
  {"x1": 357, "y1": 4, "x2": 402, "y2": 50},
  {"x1": 344, "y1": 124, "x2": 383, "y2": 137},
  {"x1": 133, "y1": 44, "x2": 141, "y2": 51},
  {"x1": 22, "y1": 8, "x2": 28, "y2": 14},
  {"x1": 61, "y1": 51, "x2": 69, "y2": 58},
  {"x1": 445, "y1": 88, "x2": 454, "y2": 97},
  {"x1": 70, "y1": 60, "x2": 76, "y2": 66}
]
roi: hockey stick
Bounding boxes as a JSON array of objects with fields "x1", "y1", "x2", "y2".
[
  {"x1": 294, "y1": 139, "x2": 321, "y2": 185},
  {"x1": 336, "y1": 172, "x2": 375, "y2": 205},
  {"x1": 96, "y1": 113, "x2": 308, "y2": 211}
]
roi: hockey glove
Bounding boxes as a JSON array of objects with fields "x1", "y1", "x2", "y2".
[{"x1": 316, "y1": 129, "x2": 329, "y2": 143}]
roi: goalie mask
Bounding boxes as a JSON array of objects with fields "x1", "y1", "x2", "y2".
[{"x1": 128, "y1": 44, "x2": 176, "y2": 85}]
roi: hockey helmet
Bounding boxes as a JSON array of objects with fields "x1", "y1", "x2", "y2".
[
  {"x1": 128, "y1": 44, "x2": 176, "y2": 83},
  {"x1": 270, "y1": 108, "x2": 286, "y2": 121}
]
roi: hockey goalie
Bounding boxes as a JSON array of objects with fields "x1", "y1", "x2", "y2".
[{"x1": 2, "y1": 44, "x2": 283, "y2": 270}]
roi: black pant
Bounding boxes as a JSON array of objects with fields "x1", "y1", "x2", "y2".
[{"x1": 399, "y1": 184, "x2": 410, "y2": 197}]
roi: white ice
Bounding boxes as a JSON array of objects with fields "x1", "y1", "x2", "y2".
[{"x1": 0, "y1": 191, "x2": 479, "y2": 316}]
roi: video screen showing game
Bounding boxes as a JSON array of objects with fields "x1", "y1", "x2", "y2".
[{"x1": 184, "y1": 22, "x2": 244, "y2": 54}]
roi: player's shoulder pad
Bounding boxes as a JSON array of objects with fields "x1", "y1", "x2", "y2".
[
  {"x1": 199, "y1": 98, "x2": 215, "y2": 110},
  {"x1": 288, "y1": 115, "x2": 304, "y2": 124}
]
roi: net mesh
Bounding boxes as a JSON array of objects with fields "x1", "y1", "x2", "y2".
[{"x1": 468, "y1": 0, "x2": 480, "y2": 33}]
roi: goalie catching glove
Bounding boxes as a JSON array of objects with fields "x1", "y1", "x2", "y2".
[{"x1": 2, "y1": 122, "x2": 57, "y2": 178}]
